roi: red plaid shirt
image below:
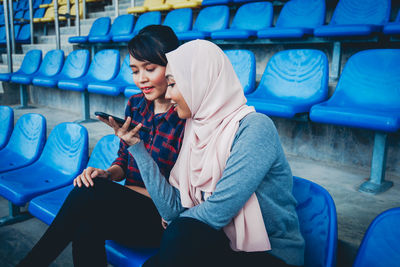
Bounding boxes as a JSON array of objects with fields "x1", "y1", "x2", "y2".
[{"x1": 112, "y1": 93, "x2": 185, "y2": 187}]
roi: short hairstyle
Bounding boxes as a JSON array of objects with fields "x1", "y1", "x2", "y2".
[{"x1": 128, "y1": 25, "x2": 179, "y2": 66}]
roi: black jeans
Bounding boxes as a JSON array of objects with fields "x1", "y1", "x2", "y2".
[
  {"x1": 144, "y1": 217, "x2": 296, "y2": 267},
  {"x1": 17, "y1": 179, "x2": 163, "y2": 267}
]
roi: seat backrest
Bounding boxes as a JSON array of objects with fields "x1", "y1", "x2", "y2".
[
  {"x1": 37, "y1": 49, "x2": 64, "y2": 77},
  {"x1": 60, "y1": 49, "x2": 90, "y2": 79},
  {"x1": 292, "y1": 176, "x2": 337, "y2": 267},
  {"x1": 224, "y1": 50, "x2": 255, "y2": 95},
  {"x1": 34, "y1": 7, "x2": 46, "y2": 19},
  {"x1": 133, "y1": 11, "x2": 161, "y2": 35},
  {"x1": 88, "y1": 17, "x2": 111, "y2": 37},
  {"x1": 253, "y1": 49, "x2": 328, "y2": 104},
  {"x1": 87, "y1": 135, "x2": 120, "y2": 169},
  {"x1": 37, "y1": 122, "x2": 88, "y2": 176},
  {"x1": 17, "y1": 24, "x2": 31, "y2": 43},
  {"x1": 110, "y1": 14, "x2": 135, "y2": 37},
  {"x1": 5, "y1": 113, "x2": 46, "y2": 161},
  {"x1": 327, "y1": 49, "x2": 400, "y2": 111},
  {"x1": 116, "y1": 54, "x2": 135, "y2": 85},
  {"x1": 34, "y1": 0, "x2": 43, "y2": 9},
  {"x1": 87, "y1": 49, "x2": 120, "y2": 82},
  {"x1": 276, "y1": 0, "x2": 325, "y2": 28},
  {"x1": 42, "y1": 6, "x2": 55, "y2": 20},
  {"x1": 142, "y1": 0, "x2": 164, "y2": 8},
  {"x1": 0, "y1": 106, "x2": 14, "y2": 150},
  {"x1": 19, "y1": 49, "x2": 42, "y2": 75},
  {"x1": 163, "y1": 8, "x2": 192, "y2": 33},
  {"x1": 329, "y1": 0, "x2": 390, "y2": 26},
  {"x1": 396, "y1": 10, "x2": 400, "y2": 22},
  {"x1": 230, "y1": 2, "x2": 273, "y2": 31},
  {"x1": 353, "y1": 207, "x2": 400, "y2": 267},
  {"x1": 0, "y1": 26, "x2": 6, "y2": 42},
  {"x1": 193, "y1": 5, "x2": 229, "y2": 32}
]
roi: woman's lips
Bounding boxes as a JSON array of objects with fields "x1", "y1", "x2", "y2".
[{"x1": 141, "y1": 87, "x2": 154, "y2": 94}]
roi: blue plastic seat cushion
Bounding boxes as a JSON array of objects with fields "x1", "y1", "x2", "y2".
[
  {"x1": 124, "y1": 86, "x2": 141, "y2": 98},
  {"x1": 0, "y1": 72, "x2": 12, "y2": 81},
  {"x1": 87, "y1": 82, "x2": 126, "y2": 96},
  {"x1": 201, "y1": 0, "x2": 231, "y2": 5},
  {"x1": 105, "y1": 240, "x2": 158, "y2": 267},
  {"x1": 88, "y1": 35, "x2": 112, "y2": 43},
  {"x1": 383, "y1": 23, "x2": 400, "y2": 34},
  {"x1": 310, "y1": 104, "x2": 400, "y2": 132},
  {"x1": 176, "y1": 31, "x2": 210, "y2": 40},
  {"x1": 257, "y1": 27, "x2": 313, "y2": 38},
  {"x1": 211, "y1": 29, "x2": 257, "y2": 39},
  {"x1": 112, "y1": 33, "x2": 135, "y2": 42},
  {"x1": 68, "y1": 36, "x2": 89, "y2": 43},
  {"x1": 247, "y1": 98, "x2": 311, "y2": 118},
  {"x1": 57, "y1": 79, "x2": 88, "y2": 91},
  {"x1": 11, "y1": 73, "x2": 36, "y2": 84},
  {"x1": 32, "y1": 76, "x2": 59, "y2": 87},
  {"x1": 313, "y1": 24, "x2": 382, "y2": 37}
]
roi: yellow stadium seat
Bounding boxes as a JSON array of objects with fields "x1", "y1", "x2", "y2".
[
  {"x1": 170, "y1": 0, "x2": 201, "y2": 9},
  {"x1": 127, "y1": 0, "x2": 165, "y2": 14},
  {"x1": 58, "y1": 3, "x2": 83, "y2": 20},
  {"x1": 40, "y1": 0, "x2": 68, "y2": 8},
  {"x1": 36, "y1": 6, "x2": 55, "y2": 23}
]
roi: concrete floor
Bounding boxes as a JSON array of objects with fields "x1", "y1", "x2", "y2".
[{"x1": 1, "y1": 104, "x2": 400, "y2": 267}]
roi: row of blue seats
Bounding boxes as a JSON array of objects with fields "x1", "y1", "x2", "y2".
[
  {"x1": 0, "y1": 8, "x2": 46, "y2": 26},
  {"x1": 1, "y1": 107, "x2": 400, "y2": 266},
  {"x1": 69, "y1": 0, "x2": 400, "y2": 45},
  {"x1": 0, "y1": 0, "x2": 46, "y2": 12},
  {"x1": 0, "y1": 23, "x2": 32, "y2": 44},
  {"x1": 0, "y1": 106, "x2": 338, "y2": 266}
]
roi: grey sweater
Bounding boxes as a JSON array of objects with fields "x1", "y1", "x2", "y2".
[{"x1": 128, "y1": 112, "x2": 305, "y2": 266}]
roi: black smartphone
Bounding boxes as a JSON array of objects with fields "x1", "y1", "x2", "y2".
[{"x1": 94, "y1": 111, "x2": 150, "y2": 132}]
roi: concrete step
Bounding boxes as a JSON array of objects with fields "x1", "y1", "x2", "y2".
[
  {"x1": 87, "y1": 9, "x2": 128, "y2": 18},
  {"x1": 38, "y1": 34, "x2": 77, "y2": 45},
  {"x1": 60, "y1": 23, "x2": 92, "y2": 35},
  {"x1": 21, "y1": 43, "x2": 74, "y2": 55},
  {"x1": 1, "y1": 53, "x2": 26, "y2": 66},
  {"x1": 105, "y1": 2, "x2": 132, "y2": 12}
]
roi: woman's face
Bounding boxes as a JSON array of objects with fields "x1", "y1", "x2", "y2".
[
  {"x1": 165, "y1": 65, "x2": 192, "y2": 119},
  {"x1": 130, "y1": 55, "x2": 168, "y2": 101}
]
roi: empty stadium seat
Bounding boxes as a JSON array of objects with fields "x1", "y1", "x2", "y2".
[
  {"x1": 0, "y1": 50, "x2": 41, "y2": 82},
  {"x1": 310, "y1": 49, "x2": 400, "y2": 194},
  {"x1": 176, "y1": 5, "x2": 229, "y2": 40},
  {"x1": 163, "y1": 8, "x2": 192, "y2": 34},
  {"x1": 32, "y1": 49, "x2": 89, "y2": 88},
  {"x1": 224, "y1": 49, "x2": 255, "y2": 94},
  {"x1": 353, "y1": 207, "x2": 400, "y2": 267},
  {"x1": 132, "y1": 11, "x2": 162, "y2": 36},
  {"x1": 211, "y1": 2, "x2": 273, "y2": 40},
  {"x1": 58, "y1": 49, "x2": 120, "y2": 122},
  {"x1": 87, "y1": 54, "x2": 135, "y2": 96},
  {"x1": 127, "y1": 0, "x2": 164, "y2": 14},
  {"x1": 0, "y1": 113, "x2": 46, "y2": 173},
  {"x1": 69, "y1": 17, "x2": 111, "y2": 43},
  {"x1": 16, "y1": 23, "x2": 32, "y2": 44},
  {"x1": 0, "y1": 106, "x2": 14, "y2": 150},
  {"x1": 246, "y1": 49, "x2": 328, "y2": 118},
  {"x1": 383, "y1": 10, "x2": 400, "y2": 35},
  {"x1": 0, "y1": 122, "x2": 88, "y2": 226},
  {"x1": 12, "y1": 49, "x2": 63, "y2": 85},
  {"x1": 201, "y1": 0, "x2": 231, "y2": 6},
  {"x1": 109, "y1": 14, "x2": 136, "y2": 43},
  {"x1": 257, "y1": 0, "x2": 325, "y2": 39},
  {"x1": 313, "y1": 0, "x2": 390, "y2": 37},
  {"x1": 167, "y1": 0, "x2": 201, "y2": 9},
  {"x1": 28, "y1": 134, "x2": 121, "y2": 225}
]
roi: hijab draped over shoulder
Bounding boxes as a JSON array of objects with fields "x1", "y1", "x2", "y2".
[{"x1": 167, "y1": 40, "x2": 270, "y2": 252}]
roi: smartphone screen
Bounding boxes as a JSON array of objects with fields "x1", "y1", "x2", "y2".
[{"x1": 94, "y1": 111, "x2": 150, "y2": 132}]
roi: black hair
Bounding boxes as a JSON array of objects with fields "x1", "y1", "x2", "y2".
[{"x1": 127, "y1": 25, "x2": 179, "y2": 66}]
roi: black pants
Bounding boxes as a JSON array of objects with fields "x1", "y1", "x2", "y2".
[
  {"x1": 144, "y1": 217, "x2": 296, "y2": 267},
  {"x1": 17, "y1": 179, "x2": 163, "y2": 267}
]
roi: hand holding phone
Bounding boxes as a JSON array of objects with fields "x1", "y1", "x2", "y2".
[{"x1": 95, "y1": 111, "x2": 149, "y2": 133}]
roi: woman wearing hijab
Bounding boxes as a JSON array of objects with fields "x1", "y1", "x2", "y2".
[{"x1": 115, "y1": 40, "x2": 305, "y2": 267}]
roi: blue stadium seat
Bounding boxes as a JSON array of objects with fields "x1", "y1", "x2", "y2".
[
  {"x1": 16, "y1": 23, "x2": 31, "y2": 44},
  {"x1": 0, "y1": 113, "x2": 46, "y2": 173},
  {"x1": 353, "y1": 207, "x2": 400, "y2": 267},
  {"x1": 232, "y1": 0, "x2": 260, "y2": 3},
  {"x1": 292, "y1": 176, "x2": 337, "y2": 267},
  {"x1": 383, "y1": 10, "x2": 400, "y2": 35},
  {"x1": 224, "y1": 49, "x2": 255, "y2": 95},
  {"x1": 310, "y1": 49, "x2": 400, "y2": 194},
  {"x1": 246, "y1": 49, "x2": 328, "y2": 118},
  {"x1": 124, "y1": 85, "x2": 141, "y2": 98},
  {"x1": 0, "y1": 26, "x2": 6, "y2": 45},
  {"x1": 34, "y1": 0, "x2": 44, "y2": 9},
  {"x1": 110, "y1": 14, "x2": 136, "y2": 43},
  {"x1": 163, "y1": 8, "x2": 192, "y2": 34},
  {"x1": 33, "y1": 7, "x2": 46, "y2": 20},
  {"x1": 0, "y1": 50, "x2": 41, "y2": 82},
  {"x1": 12, "y1": 49, "x2": 63, "y2": 85},
  {"x1": 132, "y1": 11, "x2": 162, "y2": 36},
  {"x1": 257, "y1": 0, "x2": 325, "y2": 39},
  {"x1": 313, "y1": 0, "x2": 390, "y2": 37},
  {"x1": 32, "y1": 49, "x2": 90, "y2": 88},
  {"x1": 201, "y1": 0, "x2": 231, "y2": 6},
  {"x1": 28, "y1": 134, "x2": 121, "y2": 225},
  {"x1": 14, "y1": 10, "x2": 25, "y2": 24},
  {"x1": 0, "y1": 122, "x2": 88, "y2": 226},
  {"x1": 0, "y1": 106, "x2": 14, "y2": 150},
  {"x1": 176, "y1": 5, "x2": 229, "y2": 40},
  {"x1": 211, "y1": 2, "x2": 273, "y2": 40},
  {"x1": 87, "y1": 54, "x2": 135, "y2": 96},
  {"x1": 68, "y1": 17, "x2": 111, "y2": 44},
  {"x1": 58, "y1": 49, "x2": 120, "y2": 92}
]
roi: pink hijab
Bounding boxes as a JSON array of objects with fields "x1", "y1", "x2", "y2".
[{"x1": 167, "y1": 40, "x2": 271, "y2": 252}]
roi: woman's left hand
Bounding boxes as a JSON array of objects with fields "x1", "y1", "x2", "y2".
[{"x1": 102, "y1": 116, "x2": 143, "y2": 146}]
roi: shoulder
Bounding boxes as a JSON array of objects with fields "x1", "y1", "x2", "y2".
[{"x1": 238, "y1": 112, "x2": 276, "y2": 136}]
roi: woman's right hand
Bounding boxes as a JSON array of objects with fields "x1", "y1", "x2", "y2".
[
  {"x1": 73, "y1": 167, "x2": 110, "y2": 187},
  {"x1": 97, "y1": 116, "x2": 142, "y2": 147}
]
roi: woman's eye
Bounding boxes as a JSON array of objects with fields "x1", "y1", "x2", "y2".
[
  {"x1": 167, "y1": 83, "x2": 175, "y2": 88},
  {"x1": 146, "y1": 68, "x2": 155, "y2": 72},
  {"x1": 132, "y1": 70, "x2": 138, "y2": 75}
]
